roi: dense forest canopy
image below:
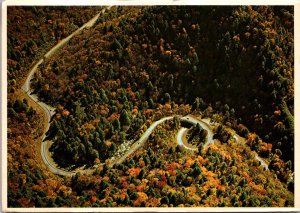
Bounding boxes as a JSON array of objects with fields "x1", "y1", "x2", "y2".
[
  {"x1": 32, "y1": 5, "x2": 294, "y2": 170},
  {"x1": 7, "y1": 6, "x2": 104, "y2": 88},
  {"x1": 7, "y1": 5, "x2": 294, "y2": 208}
]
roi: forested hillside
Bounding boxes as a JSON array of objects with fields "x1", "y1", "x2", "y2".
[
  {"x1": 7, "y1": 6, "x2": 294, "y2": 207},
  {"x1": 7, "y1": 6, "x2": 103, "y2": 207},
  {"x1": 7, "y1": 6, "x2": 103, "y2": 89}
]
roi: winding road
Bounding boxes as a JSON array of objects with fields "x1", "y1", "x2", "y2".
[
  {"x1": 176, "y1": 117, "x2": 269, "y2": 170},
  {"x1": 21, "y1": 6, "x2": 112, "y2": 177},
  {"x1": 20, "y1": 6, "x2": 269, "y2": 177},
  {"x1": 176, "y1": 115, "x2": 216, "y2": 151},
  {"x1": 255, "y1": 154, "x2": 269, "y2": 170},
  {"x1": 176, "y1": 128, "x2": 197, "y2": 151},
  {"x1": 179, "y1": 116, "x2": 215, "y2": 148},
  {"x1": 113, "y1": 115, "x2": 214, "y2": 166},
  {"x1": 111, "y1": 116, "x2": 173, "y2": 166}
]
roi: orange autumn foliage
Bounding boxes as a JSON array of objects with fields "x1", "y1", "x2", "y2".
[
  {"x1": 260, "y1": 142, "x2": 272, "y2": 153},
  {"x1": 105, "y1": 140, "x2": 112, "y2": 148},
  {"x1": 207, "y1": 144, "x2": 219, "y2": 151},
  {"x1": 132, "y1": 108, "x2": 138, "y2": 115},
  {"x1": 81, "y1": 122, "x2": 95, "y2": 131},
  {"x1": 146, "y1": 197, "x2": 161, "y2": 207},
  {"x1": 143, "y1": 109, "x2": 153, "y2": 117},
  {"x1": 128, "y1": 167, "x2": 141, "y2": 177},
  {"x1": 250, "y1": 182, "x2": 267, "y2": 196},
  {"x1": 220, "y1": 151, "x2": 232, "y2": 162},
  {"x1": 17, "y1": 198, "x2": 33, "y2": 207},
  {"x1": 166, "y1": 162, "x2": 181, "y2": 171},
  {"x1": 165, "y1": 103, "x2": 171, "y2": 110},
  {"x1": 184, "y1": 158, "x2": 195, "y2": 168},
  {"x1": 243, "y1": 171, "x2": 252, "y2": 183},
  {"x1": 133, "y1": 192, "x2": 148, "y2": 206},
  {"x1": 169, "y1": 170, "x2": 177, "y2": 176},
  {"x1": 107, "y1": 112, "x2": 119, "y2": 122},
  {"x1": 196, "y1": 155, "x2": 206, "y2": 165},
  {"x1": 91, "y1": 196, "x2": 97, "y2": 203},
  {"x1": 157, "y1": 180, "x2": 167, "y2": 188},
  {"x1": 139, "y1": 158, "x2": 145, "y2": 167},
  {"x1": 248, "y1": 133, "x2": 257, "y2": 141},
  {"x1": 274, "y1": 110, "x2": 281, "y2": 116},
  {"x1": 119, "y1": 192, "x2": 127, "y2": 200},
  {"x1": 62, "y1": 110, "x2": 70, "y2": 117},
  {"x1": 120, "y1": 176, "x2": 129, "y2": 189}
]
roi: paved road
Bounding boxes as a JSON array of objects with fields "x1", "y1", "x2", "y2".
[
  {"x1": 20, "y1": 4, "x2": 269, "y2": 176},
  {"x1": 180, "y1": 115, "x2": 214, "y2": 148},
  {"x1": 44, "y1": 6, "x2": 112, "y2": 59},
  {"x1": 201, "y1": 118, "x2": 269, "y2": 170},
  {"x1": 111, "y1": 116, "x2": 174, "y2": 166},
  {"x1": 255, "y1": 154, "x2": 269, "y2": 170},
  {"x1": 21, "y1": 6, "x2": 112, "y2": 177},
  {"x1": 176, "y1": 128, "x2": 197, "y2": 151},
  {"x1": 178, "y1": 116, "x2": 269, "y2": 170},
  {"x1": 112, "y1": 115, "x2": 214, "y2": 166}
]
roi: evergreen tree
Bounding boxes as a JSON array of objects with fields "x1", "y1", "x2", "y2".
[
  {"x1": 164, "y1": 92, "x2": 171, "y2": 103},
  {"x1": 120, "y1": 109, "x2": 131, "y2": 126}
]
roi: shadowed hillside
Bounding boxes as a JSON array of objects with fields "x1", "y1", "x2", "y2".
[{"x1": 7, "y1": 6, "x2": 294, "y2": 207}]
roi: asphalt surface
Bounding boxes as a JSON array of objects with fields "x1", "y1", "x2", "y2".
[
  {"x1": 21, "y1": 6, "x2": 112, "y2": 177},
  {"x1": 20, "y1": 5, "x2": 269, "y2": 176}
]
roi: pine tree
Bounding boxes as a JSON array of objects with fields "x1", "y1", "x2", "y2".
[
  {"x1": 120, "y1": 109, "x2": 131, "y2": 126},
  {"x1": 164, "y1": 93, "x2": 171, "y2": 103}
]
